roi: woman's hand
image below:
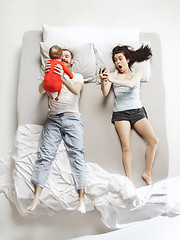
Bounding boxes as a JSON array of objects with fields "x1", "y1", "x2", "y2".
[
  {"x1": 99, "y1": 68, "x2": 109, "y2": 82},
  {"x1": 99, "y1": 68, "x2": 112, "y2": 96},
  {"x1": 100, "y1": 69, "x2": 115, "y2": 84}
]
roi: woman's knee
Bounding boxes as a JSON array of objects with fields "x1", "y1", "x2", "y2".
[
  {"x1": 149, "y1": 135, "x2": 158, "y2": 147},
  {"x1": 122, "y1": 143, "x2": 131, "y2": 152}
]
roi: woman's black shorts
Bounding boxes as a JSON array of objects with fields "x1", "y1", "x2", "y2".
[{"x1": 111, "y1": 107, "x2": 148, "y2": 126}]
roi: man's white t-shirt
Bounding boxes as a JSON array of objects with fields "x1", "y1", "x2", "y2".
[{"x1": 48, "y1": 73, "x2": 84, "y2": 115}]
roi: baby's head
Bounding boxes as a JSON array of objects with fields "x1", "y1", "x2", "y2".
[{"x1": 49, "y1": 46, "x2": 62, "y2": 60}]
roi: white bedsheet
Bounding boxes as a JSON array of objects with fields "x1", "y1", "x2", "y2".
[{"x1": 0, "y1": 124, "x2": 180, "y2": 228}]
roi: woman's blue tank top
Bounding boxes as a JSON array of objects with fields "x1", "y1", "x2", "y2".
[{"x1": 112, "y1": 68, "x2": 142, "y2": 112}]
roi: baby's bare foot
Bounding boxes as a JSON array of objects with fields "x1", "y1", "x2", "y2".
[
  {"x1": 142, "y1": 172, "x2": 152, "y2": 185},
  {"x1": 55, "y1": 96, "x2": 59, "y2": 101}
]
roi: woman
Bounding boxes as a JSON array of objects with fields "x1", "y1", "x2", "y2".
[{"x1": 99, "y1": 45, "x2": 158, "y2": 186}]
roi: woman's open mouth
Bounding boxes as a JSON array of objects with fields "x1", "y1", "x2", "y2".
[{"x1": 118, "y1": 65, "x2": 123, "y2": 71}]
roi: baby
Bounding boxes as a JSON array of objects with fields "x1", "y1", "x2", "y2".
[{"x1": 44, "y1": 46, "x2": 74, "y2": 101}]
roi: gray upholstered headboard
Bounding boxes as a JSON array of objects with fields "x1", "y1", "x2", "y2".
[{"x1": 18, "y1": 31, "x2": 169, "y2": 186}]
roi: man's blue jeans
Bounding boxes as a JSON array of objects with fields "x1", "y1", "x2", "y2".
[{"x1": 31, "y1": 113, "x2": 86, "y2": 190}]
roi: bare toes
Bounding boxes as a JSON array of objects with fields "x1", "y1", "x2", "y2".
[{"x1": 142, "y1": 173, "x2": 152, "y2": 185}]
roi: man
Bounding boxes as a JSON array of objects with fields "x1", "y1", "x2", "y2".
[{"x1": 27, "y1": 49, "x2": 86, "y2": 214}]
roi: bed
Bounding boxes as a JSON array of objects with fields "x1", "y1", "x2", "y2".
[
  {"x1": 2, "y1": 26, "x2": 178, "y2": 239},
  {"x1": 18, "y1": 28, "x2": 169, "y2": 184}
]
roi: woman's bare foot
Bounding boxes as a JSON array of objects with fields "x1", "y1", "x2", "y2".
[
  {"x1": 27, "y1": 197, "x2": 40, "y2": 211},
  {"x1": 78, "y1": 198, "x2": 86, "y2": 214},
  {"x1": 127, "y1": 175, "x2": 136, "y2": 187},
  {"x1": 142, "y1": 172, "x2": 152, "y2": 185}
]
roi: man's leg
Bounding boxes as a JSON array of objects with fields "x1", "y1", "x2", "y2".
[
  {"x1": 27, "y1": 186, "x2": 42, "y2": 211},
  {"x1": 78, "y1": 189, "x2": 86, "y2": 214},
  {"x1": 62, "y1": 113, "x2": 86, "y2": 214},
  {"x1": 27, "y1": 115, "x2": 62, "y2": 211}
]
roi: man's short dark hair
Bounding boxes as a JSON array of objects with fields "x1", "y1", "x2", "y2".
[{"x1": 63, "y1": 49, "x2": 73, "y2": 59}]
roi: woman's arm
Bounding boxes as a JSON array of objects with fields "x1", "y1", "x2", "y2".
[
  {"x1": 108, "y1": 69, "x2": 142, "y2": 88},
  {"x1": 99, "y1": 69, "x2": 112, "y2": 96}
]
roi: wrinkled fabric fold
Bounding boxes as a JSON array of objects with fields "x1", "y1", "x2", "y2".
[{"x1": 0, "y1": 124, "x2": 180, "y2": 228}]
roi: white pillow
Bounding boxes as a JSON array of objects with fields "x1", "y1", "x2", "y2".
[
  {"x1": 39, "y1": 42, "x2": 97, "y2": 82},
  {"x1": 42, "y1": 24, "x2": 141, "y2": 83},
  {"x1": 42, "y1": 24, "x2": 140, "y2": 45},
  {"x1": 95, "y1": 41, "x2": 151, "y2": 83}
]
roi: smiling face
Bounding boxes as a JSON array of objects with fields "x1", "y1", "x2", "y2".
[
  {"x1": 114, "y1": 52, "x2": 130, "y2": 73},
  {"x1": 62, "y1": 50, "x2": 74, "y2": 68}
]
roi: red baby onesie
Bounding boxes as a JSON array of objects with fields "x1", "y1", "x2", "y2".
[{"x1": 43, "y1": 60, "x2": 74, "y2": 93}]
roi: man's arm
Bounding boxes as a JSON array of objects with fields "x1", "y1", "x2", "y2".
[
  {"x1": 61, "y1": 75, "x2": 83, "y2": 95},
  {"x1": 39, "y1": 81, "x2": 54, "y2": 99},
  {"x1": 54, "y1": 64, "x2": 83, "y2": 95},
  {"x1": 39, "y1": 81, "x2": 45, "y2": 94}
]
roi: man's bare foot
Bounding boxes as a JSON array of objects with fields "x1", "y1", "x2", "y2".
[
  {"x1": 142, "y1": 172, "x2": 152, "y2": 185},
  {"x1": 78, "y1": 198, "x2": 86, "y2": 214},
  {"x1": 27, "y1": 198, "x2": 40, "y2": 211}
]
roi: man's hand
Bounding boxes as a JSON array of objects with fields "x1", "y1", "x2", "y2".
[
  {"x1": 54, "y1": 64, "x2": 64, "y2": 76},
  {"x1": 44, "y1": 60, "x2": 51, "y2": 73}
]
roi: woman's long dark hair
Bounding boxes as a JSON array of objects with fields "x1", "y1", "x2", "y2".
[{"x1": 112, "y1": 44, "x2": 152, "y2": 68}]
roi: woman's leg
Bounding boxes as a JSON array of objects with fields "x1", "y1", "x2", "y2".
[
  {"x1": 115, "y1": 121, "x2": 134, "y2": 184},
  {"x1": 133, "y1": 118, "x2": 158, "y2": 185}
]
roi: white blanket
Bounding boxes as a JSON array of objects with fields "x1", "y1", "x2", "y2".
[{"x1": 0, "y1": 124, "x2": 180, "y2": 228}]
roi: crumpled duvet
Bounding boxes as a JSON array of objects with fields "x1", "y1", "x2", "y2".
[{"x1": 0, "y1": 124, "x2": 180, "y2": 228}]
